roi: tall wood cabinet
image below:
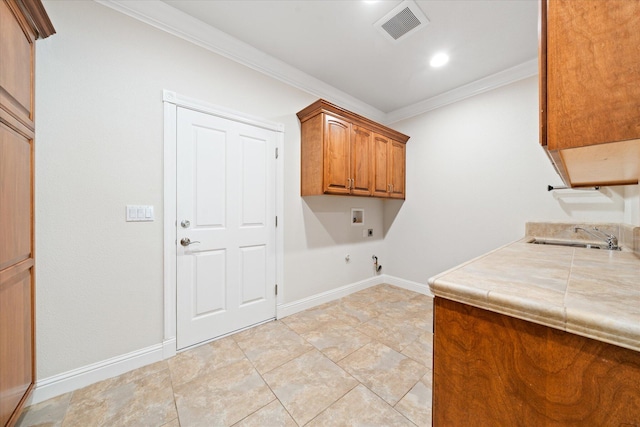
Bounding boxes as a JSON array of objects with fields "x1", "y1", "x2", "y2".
[
  {"x1": 0, "y1": 1, "x2": 54, "y2": 425},
  {"x1": 297, "y1": 99, "x2": 409, "y2": 199},
  {"x1": 540, "y1": 0, "x2": 640, "y2": 187}
]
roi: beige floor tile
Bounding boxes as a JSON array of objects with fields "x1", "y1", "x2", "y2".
[
  {"x1": 299, "y1": 318, "x2": 372, "y2": 362},
  {"x1": 63, "y1": 367, "x2": 176, "y2": 426},
  {"x1": 232, "y1": 400, "x2": 297, "y2": 427},
  {"x1": 281, "y1": 304, "x2": 339, "y2": 335},
  {"x1": 326, "y1": 297, "x2": 381, "y2": 326},
  {"x1": 173, "y1": 358, "x2": 275, "y2": 427},
  {"x1": 402, "y1": 331, "x2": 434, "y2": 368},
  {"x1": 307, "y1": 384, "x2": 415, "y2": 427},
  {"x1": 357, "y1": 313, "x2": 425, "y2": 352},
  {"x1": 263, "y1": 349, "x2": 358, "y2": 426},
  {"x1": 232, "y1": 321, "x2": 313, "y2": 374},
  {"x1": 342, "y1": 288, "x2": 386, "y2": 306},
  {"x1": 168, "y1": 335, "x2": 246, "y2": 387},
  {"x1": 339, "y1": 341, "x2": 428, "y2": 406},
  {"x1": 385, "y1": 295, "x2": 434, "y2": 332},
  {"x1": 16, "y1": 392, "x2": 72, "y2": 427},
  {"x1": 21, "y1": 285, "x2": 436, "y2": 427},
  {"x1": 372, "y1": 284, "x2": 421, "y2": 302},
  {"x1": 395, "y1": 372, "x2": 433, "y2": 427}
]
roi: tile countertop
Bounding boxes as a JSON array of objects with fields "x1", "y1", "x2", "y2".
[{"x1": 428, "y1": 222, "x2": 640, "y2": 353}]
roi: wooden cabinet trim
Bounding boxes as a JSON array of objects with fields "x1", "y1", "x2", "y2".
[
  {"x1": 297, "y1": 99, "x2": 409, "y2": 144},
  {"x1": 16, "y1": 0, "x2": 56, "y2": 39}
]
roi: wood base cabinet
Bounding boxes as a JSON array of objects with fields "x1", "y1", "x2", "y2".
[
  {"x1": 297, "y1": 99, "x2": 409, "y2": 199},
  {"x1": 0, "y1": 1, "x2": 54, "y2": 425},
  {"x1": 433, "y1": 297, "x2": 640, "y2": 426},
  {"x1": 540, "y1": 0, "x2": 640, "y2": 187}
]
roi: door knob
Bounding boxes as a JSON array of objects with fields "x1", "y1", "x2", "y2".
[
  {"x1": 180, "y1": 237, "x2": 200, "y2": 247},
  {"x1": 180, "y1": 220, "x2": 191, "y2": 228}
]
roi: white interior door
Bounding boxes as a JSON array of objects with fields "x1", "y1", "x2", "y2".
[{"x1": 176, "y1": 107, "x2": 277, "y2": 350}]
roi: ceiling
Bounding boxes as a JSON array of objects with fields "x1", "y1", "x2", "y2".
[{"x1": 103, "y1": 0, "x2": 539, "y2": 122}]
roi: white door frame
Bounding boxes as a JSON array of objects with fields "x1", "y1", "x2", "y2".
[{"x1": 162, "y1": 90, "x2": 284, "y2": 358}]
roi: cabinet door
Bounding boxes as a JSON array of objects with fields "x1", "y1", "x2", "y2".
[
  {"x1": 0, "y1": 266, "x2": 33, "y2": 427},
  {"x1": 389, "y1": 140, "x2": 405, "y2": 199},
  {"x1": 545, "y1": 0, "x2": 640, "y2": 150},
  {"x1": 372, "y1": 134, "x2": 390, "y2": 197},
  {"x1": 350, "y1": 126, "x2": 372, "y2": 196},
  {"x1": 323, "y1": 114, "x2": 351, "y2": 194}
]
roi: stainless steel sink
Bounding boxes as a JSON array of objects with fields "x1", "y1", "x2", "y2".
[{"x1": 528, "y1": 239, "x2": 611, "y2": 250}]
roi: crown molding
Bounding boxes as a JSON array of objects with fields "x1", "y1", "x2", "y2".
[
  {"x1": 96, "y1": 0, "x2": 537, "y2": 125},
  {"x1": 95, "y1": 0, "x2": 386, "y2": 123},
  {"x1": 384, "y1": 58, "x2": 538, "y2": 124}
]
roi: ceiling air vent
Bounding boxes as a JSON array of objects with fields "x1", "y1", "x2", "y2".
[{"x1": 374, "y1": 0, "x2": 429, "y2": 43}]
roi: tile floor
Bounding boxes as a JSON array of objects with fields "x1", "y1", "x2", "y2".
[{"x1": 17, "y1": 284, "x2": 434, "y2": 427}]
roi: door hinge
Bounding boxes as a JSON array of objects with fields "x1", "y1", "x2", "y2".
[
  {"x1": 275, "y1": 147, "x2": 279, "y2": 159},
  {"x1": 275, "y1": 216, "x2": 278, "y2": 227},
  {"x1": 275, "y1": 284, "x2": 278, "y2": 295}
]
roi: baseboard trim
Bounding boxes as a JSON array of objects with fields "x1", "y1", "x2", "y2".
[
  {"x1": 29, "y1": 342, "x2": 166, "y2": 406},
  {"x1": 277, "y1": 276, "x2": 385, "y2": 319},
  {"x1": 29, "y1": 276, "x2": 428, "y2": 406},
  {"x1": 162, "y1": 337, "x2": 177, "y2": 359},
  {"x1": 276, "y1": 274, "x2": 432, "y2": 319},
  {"x1": 383, "y1": 275, "x2": 433, "y2": 296}
]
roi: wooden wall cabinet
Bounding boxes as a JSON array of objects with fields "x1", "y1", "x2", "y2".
[
  {"x1": 297, "y1": 99, "x2": 409, "y2": 199},
  {"x1": 539, "y1": 0, "x2": 640, "y2": 187},
  {"x1": 372, "y1": 134, "x2": 405, "y2": 199},
  {"x1": 0, "y1": 1, "x2": 54, "y2": 425},
  {"x1": 433, "y1": 297, "x2": 640, "y2": 426}
]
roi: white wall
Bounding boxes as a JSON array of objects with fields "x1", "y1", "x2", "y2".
[
  {"x1": 383, "y1": 76, "x2": 628, "y2": 284},
  {"x1": 34, "y1": 0, "x2": 635, "y2": 385},
  {"x1": 35, "y1": 1, "x2": 384, "y2": 379},
  {"x1": 624, "y1": 185, "x2": 640, "y2": 225}
]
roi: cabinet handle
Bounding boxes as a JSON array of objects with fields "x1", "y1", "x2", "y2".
[
  {"x1": 351, "y1": 178, "x2": 355, "y2": 188},
  {"x1": 347, "y1": 179, "x2": 351, "y2": 189},
  {"x1": 391, "y1": 184, "x2": 394, "y2": 193}
]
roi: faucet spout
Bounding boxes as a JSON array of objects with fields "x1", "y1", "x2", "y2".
[{"x1": 574, "y1": 227, "x2": 619, "y2": 250}]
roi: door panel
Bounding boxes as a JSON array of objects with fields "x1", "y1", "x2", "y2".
[
  {"x1": 193, "y1": 250, "x2": 226, "y2": 316},
  {"x1": 194, "y1": 128, "x2": 226, "y2": 227},
  {"x1": 323, "y1": 114, "x2": 351, "y2": 194},
  {"x1": 176, "y1": 107, "x2": 277, "y2": 349},
  {"x1": 351, "y1": 126, "x2": 372, "y2": 196},
  {"x1": 240, "y1": 135, "x2": 266, "y2": 226},
  {"x1": 389, "y1": 141, "x2": 406, "y2": 199},
  {"x1": 239, "y1": 245, "x2": 266, "y2": 305},
  {"x1": 0, "y1": 266, "x2": 32, "y2": 427},
  {"x1": 0, "y1": 123, "x2": 32, "y2": 270},
  {"x1": 372, "y1": 134, "x2": 390, "y2": 197}
]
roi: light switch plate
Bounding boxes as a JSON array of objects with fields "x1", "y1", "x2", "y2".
[{"x1": 126, "y1": 205, "x2": 154, "y2": 222}]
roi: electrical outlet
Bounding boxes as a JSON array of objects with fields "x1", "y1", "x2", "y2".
[{"x1": 368, "y1": 229, "x2": 373, "y2": 237}]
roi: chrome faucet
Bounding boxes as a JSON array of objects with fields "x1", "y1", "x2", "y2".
[{"x1": 574, "y1": 227, "x2": 619, "y2": 250}]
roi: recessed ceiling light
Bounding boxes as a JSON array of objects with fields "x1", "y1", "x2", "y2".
[{"x1": 430, "y1": 52, "x2": 449, "y2": 68}]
